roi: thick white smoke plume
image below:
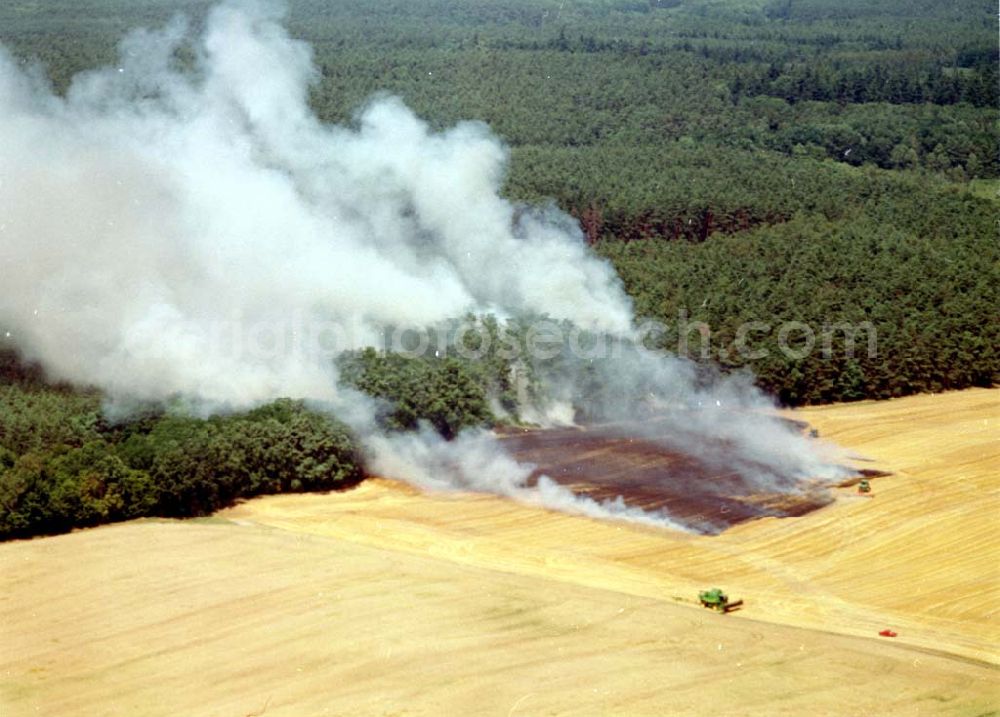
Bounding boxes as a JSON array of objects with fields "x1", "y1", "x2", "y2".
[
  {"x1": 0, "y1": 1, "x2": 845, "y2": 529},
  {"x1": 0, "y1": 2, "x2": 630, "y2": 404}
]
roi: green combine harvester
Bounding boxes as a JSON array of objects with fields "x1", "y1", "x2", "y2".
[{"x1": 698, "y1": 588, "x2": 743, "y2": 613}]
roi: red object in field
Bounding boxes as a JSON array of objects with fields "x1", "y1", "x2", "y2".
[{"x1": 879, "y1": 629, "x2": 898, "y2": 637}]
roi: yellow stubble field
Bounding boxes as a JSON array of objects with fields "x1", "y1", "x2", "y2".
[{"x1": 2, "y1": 388, "x2": 997, "y2": 715}]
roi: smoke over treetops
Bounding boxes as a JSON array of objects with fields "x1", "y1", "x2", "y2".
[{"x1": 0, "y1": 1, "x2": 846, "y2": 530}]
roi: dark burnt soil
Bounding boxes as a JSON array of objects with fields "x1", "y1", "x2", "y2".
[{"x1": 497, "y1": 423, "x2": 842, "y2": 534}]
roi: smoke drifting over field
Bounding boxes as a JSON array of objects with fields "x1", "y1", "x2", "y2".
[{"x1": 0, "y1": 1, "x2": 846, "y2": 529}]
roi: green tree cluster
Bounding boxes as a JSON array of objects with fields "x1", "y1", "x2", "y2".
[
  {"x1": 337, "y1": 347, "x2": 497, "y2": 439},
  {"x1": 0, "y1": 373, "x2": 363, "y2": 540}
]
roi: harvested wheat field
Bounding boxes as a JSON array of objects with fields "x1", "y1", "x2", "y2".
[{"x1": 2, "y1": 389, "x2": 998, "y2": 716}]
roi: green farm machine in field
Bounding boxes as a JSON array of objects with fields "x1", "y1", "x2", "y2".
[{"x1": 698, "y1": 588, "x2": 743, "y2": 613}]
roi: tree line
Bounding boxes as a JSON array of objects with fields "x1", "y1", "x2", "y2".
[{"x1": 0, "y1": 366, "x2": 362, "y2": 540}]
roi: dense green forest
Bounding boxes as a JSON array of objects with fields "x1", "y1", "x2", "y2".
[
  {"x1": 1, "y1": 0, "x2": 997, "y2": 537},
  {"x1": 2, "y1": 0, "x2": 996, "y2": 402},
  {"x1": 0, "y1": 355, "x2": 363, "y2": 539},
  {"x1": 338, "y1": 346, "x2": 505, "y2": 439}
]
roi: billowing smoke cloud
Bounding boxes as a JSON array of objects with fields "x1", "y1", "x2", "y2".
[
  {"x1": 0, "y1": 1, "x2": 845, "y2": 529},
  {"x1": 0, "y1": 2, "x2": 630, "y2": 404}
]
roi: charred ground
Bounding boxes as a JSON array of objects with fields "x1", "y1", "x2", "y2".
[{"x1": 500, "y1": 421, "x2": 838, "y2": 533}]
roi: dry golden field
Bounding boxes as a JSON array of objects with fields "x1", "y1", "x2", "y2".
[{"x1": 2, "y1": 388, "x2": 997, "y2": 715}]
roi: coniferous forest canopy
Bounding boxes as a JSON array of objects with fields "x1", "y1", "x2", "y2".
[{"x1": 1, "y1": 0, "x2": 997, "y2": 538}]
